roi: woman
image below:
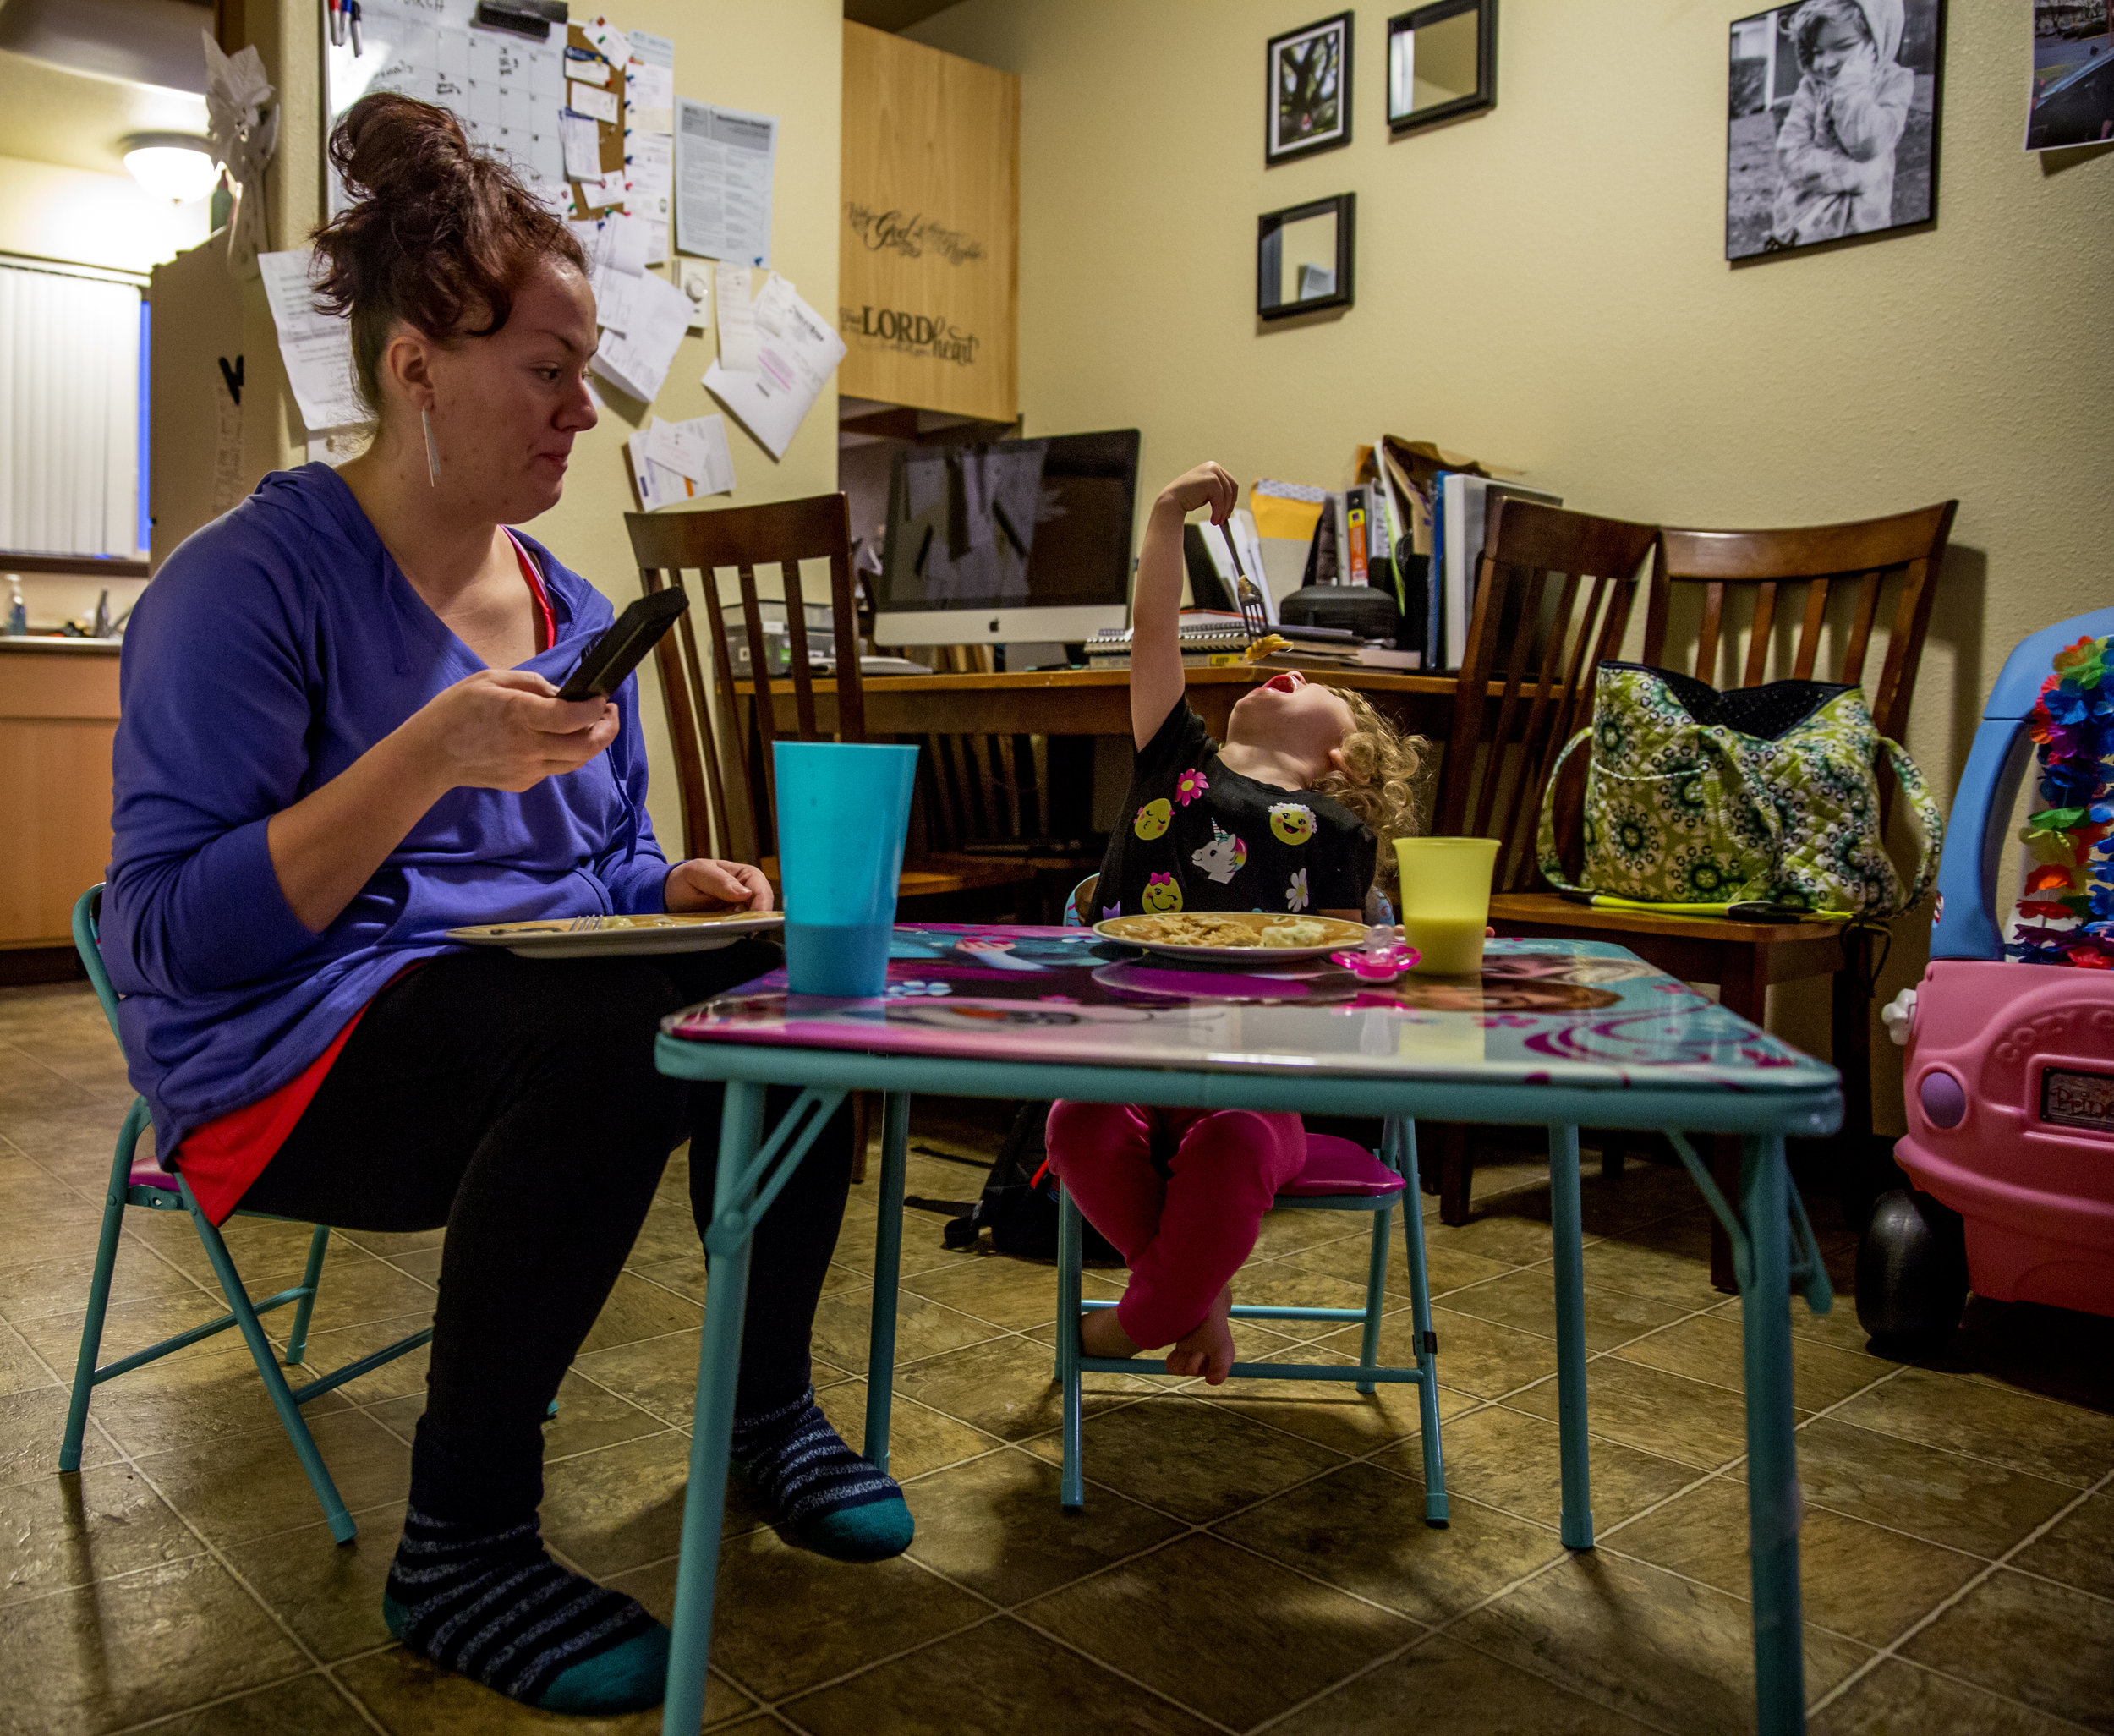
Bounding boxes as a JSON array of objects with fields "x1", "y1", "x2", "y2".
[{"x1": 102, "y1": 94, "x2": 906, "y2": 1717}]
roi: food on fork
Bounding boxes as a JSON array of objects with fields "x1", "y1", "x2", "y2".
[{"x1": 1241, "y1": 633, "x2": 1290, "y2": 662}]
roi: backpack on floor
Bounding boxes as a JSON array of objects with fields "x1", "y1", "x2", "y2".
[{"x1": 906, "y1": 1102, "x2": 1122, "y2": 1264}]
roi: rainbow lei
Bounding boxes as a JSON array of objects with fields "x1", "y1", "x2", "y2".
[{"x1": 2013, "y1": 633, "x2": 2114, "y2": 967}]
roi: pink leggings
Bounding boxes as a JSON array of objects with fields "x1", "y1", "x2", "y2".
[{"x1": 1043, "y1": 1102, "x2": 1307, "y2": 1346}]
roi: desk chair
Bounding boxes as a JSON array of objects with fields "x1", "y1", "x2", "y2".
[
  {"x1": 59, "y1": 886, "x2": 431, "y2": 1543},
  {"x1": 626, "y1": 497, "x2": 1038, "y2": 1174},
  {"x1": 1053, "y1": 879, "x2": 1447, "y2": 1515},
  {"x1": 1421, "y1": 499, "x2": 1666, "y2": 1232},
  {"x1": 918, "y1": 646, "x2": 1104, "y2": 926},
  {"x1": 1487, "y1": 502, "x2": 1958, "y2": 1285},
  {"x1": 622, "y1": 497, "x2": 1038, "y2": 917}
]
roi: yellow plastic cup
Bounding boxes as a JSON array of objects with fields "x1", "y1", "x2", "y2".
[{"x1": 1394, "y1": 837, "x2": 1498, "y2": 976}]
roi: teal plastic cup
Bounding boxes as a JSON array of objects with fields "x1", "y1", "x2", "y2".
[{"x1": 774, "y1": 740, "x2": 919, "y2": 997}]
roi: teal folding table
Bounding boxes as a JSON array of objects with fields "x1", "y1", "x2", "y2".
[{"x1": 652, "y1": 928, "x2": 1840, "y2": 1736}]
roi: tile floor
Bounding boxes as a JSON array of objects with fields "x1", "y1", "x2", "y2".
[{"x1": 3, "y1": 978, "x2": 2111, "y2": 1735}]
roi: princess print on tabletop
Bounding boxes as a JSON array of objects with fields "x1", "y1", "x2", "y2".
[
  {"x1": 1046, "y1": 461, "x2": 1427, "y2": 1383},
  {"x1": 1767, "y1": 0, "x2": 1916, "y2": 249}
]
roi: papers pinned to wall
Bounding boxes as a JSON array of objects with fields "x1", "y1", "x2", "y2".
[
  {"x1": 592, "y1": 266, "x2": 692, "y2": 404},
  {"x1": 714, "y1": 264, "x2": 759, "y2": 371},
  {"x1": 703, "y1": 283, "x2": 845, "y2": 462},
  {"x1": 674, "y1": 98, "x2": 777, "y2": 267},
  {"x1": 258, "y1": 249, "x2": 365, "y2": 434},
  {"x1": 627, "y1": 412, "x2": 736, "y2": 510},
  {"x1": 626, "y1": 30, "x2": 675, "y2": 134}
]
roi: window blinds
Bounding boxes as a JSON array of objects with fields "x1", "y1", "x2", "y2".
[{"x1": 0, "y1": 259, "x2": 143, "y2": 558}]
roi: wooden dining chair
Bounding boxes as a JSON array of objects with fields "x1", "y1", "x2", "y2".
[
  {"x1": 1486, "y1": 501, "x2": 1959, "y2": 1286},
  {"x1": 622, "y1": 497, "x2": 1038, "y2": 907},
  {"x1": 1418, "y1": 498, "x2": 1667, "y2": 1229}
]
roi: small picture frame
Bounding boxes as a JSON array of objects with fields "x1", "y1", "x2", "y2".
[
  {"x1": 1387, "y1": 0, "x2": 1498, "y2": 135},
  {"x1": 1267, "y1": 13, "x2": 1354, "y2": 165},
  {"x1": 1257, "y1": 193, "x2": 1355, "y2": 320}
]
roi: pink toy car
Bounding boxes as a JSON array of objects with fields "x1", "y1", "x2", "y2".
[{"x1": 1859, "y1": 610, "x2": 2114, "y2": 1348}]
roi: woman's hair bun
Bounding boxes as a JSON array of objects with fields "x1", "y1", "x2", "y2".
[
  {"x1": 329, "y1": 90, "x2": 475, "y2": 205},
  {"x1": 311, "y1": 92, "x2": 588, "y2": 416}
]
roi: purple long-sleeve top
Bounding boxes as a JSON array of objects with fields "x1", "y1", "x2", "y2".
[{"x1": 103, "y1": 462, "x2": 671, "y2": 1157}]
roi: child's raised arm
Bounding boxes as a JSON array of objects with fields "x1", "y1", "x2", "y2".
[{"x1": 1131, "y1": 462, "x2": 1238, "y2": 751}]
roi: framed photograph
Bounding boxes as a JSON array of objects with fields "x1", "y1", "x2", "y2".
[
  {"x1": 1257, "y1": 193, "x2": 1355, "y2": 320},
  {"x1": 2026, "y1": 2, "x2": 2114, "y2": 152},
  {"x1": 1725, "y1": 0, "x2": 1946, "y2": 262},
  {"x1": 1388, "y1": 0, "x2": 1498, "y2": 135},
  {"x1": 1268, "y1": 13, "x2": 1354, "y2": 165}
]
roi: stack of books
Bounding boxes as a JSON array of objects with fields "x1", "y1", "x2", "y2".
[{"x1": 1368, "y1": 436, "x2": 1562, "y2": 672}]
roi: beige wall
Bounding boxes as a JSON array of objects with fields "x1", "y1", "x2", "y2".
[
  {"x1": 0, "y1": 155, "x2": 210, "y2": 274},
  {"x1": 910, "y1": 0, "x2": 2114, "y2": 1125},
  {"x1": 246, "y1": 0, "x2": 845, "y2": 857}
]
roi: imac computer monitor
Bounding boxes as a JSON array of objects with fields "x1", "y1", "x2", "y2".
[{"x1": 872, "y1": 428, "x2": 1139, "y2": 647}]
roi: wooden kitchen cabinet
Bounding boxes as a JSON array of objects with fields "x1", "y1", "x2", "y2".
[{"x1": 0, "y1": 644, "x2": 120, "y2": 949}]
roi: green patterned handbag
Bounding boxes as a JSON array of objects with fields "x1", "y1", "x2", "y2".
[{"x1": 1536, "y1": 661, "x2": 1942, "y2": 918}]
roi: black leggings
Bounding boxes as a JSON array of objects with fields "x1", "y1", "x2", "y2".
[{"x1": 239, "y1": 942, "x2": 852, "y2": 1479}]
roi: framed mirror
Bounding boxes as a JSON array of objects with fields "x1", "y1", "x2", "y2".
[
  {"x1": 1257, "y1": 193, "x2": 1355, "y2": 320},
  {"x1": 1387, "y1": 0, "x2": 1498, "y2": 135}
]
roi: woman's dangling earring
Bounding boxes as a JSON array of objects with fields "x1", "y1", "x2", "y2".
[{"x1": 421, "y1": 407, "x2": 441, "y2": 489}]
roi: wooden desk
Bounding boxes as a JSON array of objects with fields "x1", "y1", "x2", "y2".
[{"x1": 738, "y1": 664, "x2": 1465, "y2": 739}]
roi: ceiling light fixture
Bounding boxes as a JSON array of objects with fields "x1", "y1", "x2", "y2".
[{"x1": 120, "y1": 132, "x2": 219, "y2": 203}]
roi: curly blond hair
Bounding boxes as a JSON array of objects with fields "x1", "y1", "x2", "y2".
[{"x1": 1312, "y1": 689, "x2": 1428, "y2": 897}]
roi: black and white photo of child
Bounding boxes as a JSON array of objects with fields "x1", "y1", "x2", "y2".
[{"x1": 1727, "y1": 0, "x2": 1944, "y2": 260}]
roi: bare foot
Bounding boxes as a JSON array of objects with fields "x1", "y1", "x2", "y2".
[
  {"x1": 1079, "y1": 1308, "x2": 1142, "y2": 1361},
  {"x1": 1164, "y1": 1284, "x2": 1235, "y2": 1384}
]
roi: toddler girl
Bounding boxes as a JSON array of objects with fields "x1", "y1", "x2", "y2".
[
  {"x1": 1768, "y1": 0, "x2": 1914, "y2": 248},
  {"x1": 1048, "y1": 462, "x2": 1424, "y2": 1383}
]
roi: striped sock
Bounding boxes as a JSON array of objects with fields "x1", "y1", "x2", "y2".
[
  {"x1": 731, "y1": 1388, "x2": 914, "y2": 1562},
  {"x1": 382, "y1": 1507, "x2": 669, "y2": 1712}
]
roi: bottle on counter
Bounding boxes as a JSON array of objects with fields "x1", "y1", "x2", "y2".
[{"x1": 5, "y1": 577, "x2": 25, "y2": 636}]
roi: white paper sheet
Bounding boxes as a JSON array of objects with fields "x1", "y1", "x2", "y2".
[
  {"x1": 258, "y1": 249, "x2": 365, "y2": 432},
  {"x1": 574, "y1": 171, "x2": 623, "y2": 211},
  {"x1": 561, "y1": 109, "x2": 603, "y2": 181},
  {"x1": 674, "y1": 98, "x2": 777, "y2": 266},
  {"x1": 592, "y1": 266, "x2": 637, "y2": 336},
  {"x1": 563, "y1": 48, "x2": 611, "y2": 85},
  {"x1": 623, "y1": 130, "x2": 673, "y2": 194},
  {"x1": 592, "y1": 268, "x2": 693, "y2": 404},
  {"x1": 702, "y1": 286, "x2": 845, "y2": 461},
  {"x1": 627, "y1": 413, "x2": 734, "y2": 510},
  {"x1": 626, "y1": 61, "x2": 674, "y2": 134},
  {"x1": 578, "y1": 16, "x2": 628, "y2": 66},
  {"x1": 714, "y1": 263, "x2": 758, "y2": 371},
  {"x1": 604, "y1": 210, "x2": 649, "y2": 277},
  {"x1": 752, "y1": 271, "x2": 797, "y2": 337},
  {"x1": 567, "y1": 80, "x2": 619, "y2": 124},
  {"x1": 628, "y1": 430, "x2": 687, "y2": 512},
  {"x1": 647, "y1": 413, "x2": 735, "y2": 491},
  {"x1": 627, "y1": 28, "x2": 675, "y2": 69}
]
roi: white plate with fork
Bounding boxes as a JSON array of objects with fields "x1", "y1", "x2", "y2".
[{"x1": 446, "y1": 912, "x2": 784, "y2": 959}]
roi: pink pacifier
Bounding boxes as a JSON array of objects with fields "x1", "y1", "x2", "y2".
[{"x1": 1332, "y1": 931, "x2": 1421, "y2": 981}]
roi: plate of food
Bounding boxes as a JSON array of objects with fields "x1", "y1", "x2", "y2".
[
  {"x1": 1092, "y1": 911, "x2": 1369, "y2": 963},
  {"x1": 446, "y1": 911, "x2": 784, "y2": 958}
]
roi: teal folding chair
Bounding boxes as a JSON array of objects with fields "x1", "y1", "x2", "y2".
[
  {"x1": 1054, "y1": 878, "x2": 1448, "y2": 1518},
  {"x1": 60, "y1": 884, "x2": 432, "y2": 1544}
]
